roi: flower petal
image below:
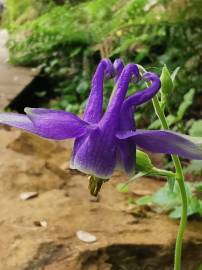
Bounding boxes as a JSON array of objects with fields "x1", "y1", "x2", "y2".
[
  {"x1": 0, "y1": 113, "x2": 36, "y2": 133},
  {"x1": 113, "y1": 58, "x2": 124, "y2": 83},
  {"x1": 24, "y1": 107, "x2": 88, "y2": 140},
  {"x1": 122, "y1": 72, "x2": 161, "y2": 108},
  {"x1": 117, "y1": 139, "x2": 136, "y2": 176},
  {"x1": 0, "y1": 109, "x2": 88, "y2": 140},
  {"x1": 71, "y1": 127, "x2": 117, "y2": 179},
  {"x1": 119, "y1": 72, "x2": 160, "y2": 131},
  {"x1": 100, "y1": 64, "x2": 139, "y2": 128},
  {"x1": 116, "y1": 129, "x2": 202, "y2": 160},
  {"x1": 83, "y1": 59, "x2": 114, "y2": 124}
]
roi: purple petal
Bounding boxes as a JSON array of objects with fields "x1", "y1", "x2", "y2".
[
  {"x1": 72, "y1": 63, "x2": 141, "y2": 178},
  {"x1": 100, "y1": 64, "x2": 139, "y2": 129},
  {"x1": 113, "y1": 59, "x2": 124, "y2": 83},
  {"x1": 70, "y1": 136, "x2": 86, "y2": 168},
  {"x1": 24, "y1": 107, "x2": 88, "y2": 140},
  {"x1": 117, "y1": 139, "x2": 136, "y2": 176},
  {"x1": 70, "y1": 127, "x2": 117, "y2": 179},
  {"x1": 123, "y1": 72, "x2": 161, "y2": 108},
  {"x1": 0, "y1": 113, "x2": 37, "y2": 133},
  {"x1": 119, "y1": 72, "x2": 160, "y2": 131},
  {"x1": 83, "y1": 59, "x2": 114, "y2": 124},
  {"x1": 0, "y1": 109, "x2": 88, "y2": 140},
  {"x1": 98, "y1": 65, "x2": 139, "y2": 176},
  {"x1": 116, "y1": 129, "x2": 202, "y2": 160}
]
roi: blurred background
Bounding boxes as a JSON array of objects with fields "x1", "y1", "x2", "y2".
[{"x1": 1, "y1": 0, "x2": 202, "y2": 123}]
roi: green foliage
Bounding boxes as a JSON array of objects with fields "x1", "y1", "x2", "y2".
[
  {"x1": 116, "y1": 183, "x2": 129, "y2": 193},
  {"x1": 136, "y1": 149, "x2": 153, "y2": 172},
  {"x1": 117, "y1": 149, "x2": 176, "y2": 194},
  {"x1": 177, "y1": 88, "x2": 195, "y2": 122},
  {"x1": 198, "y1": 265, "x2": 202, "y2": 270},
  {"x1": 8, "y1": 6, "x2": 90, "y2": 65},
  {"x1": 160, "y1": 64, "x2": 173, "y2": 110},
  {"x1": 149, "y1": 88, "x2": 195, "y2": 129},
  {"x1": 184, "y1": 160, "x2": 202, "y2": 176},
  {"x1": 3, "y1": 0, "x2": 53, "y2": 28},
  {"x1": 3, "y1": 0, "x2": 202, "y2": 117},
  {"x1": 189, "y1": 120, "x2": 202, "y2": 137},
  {"x1": 136, "y1": 182, "x2": 202, "y2": 219}
]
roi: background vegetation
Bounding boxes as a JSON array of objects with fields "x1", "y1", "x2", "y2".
[{"x1": 2, "y1": 0, "x2": 202, "y2": 150}]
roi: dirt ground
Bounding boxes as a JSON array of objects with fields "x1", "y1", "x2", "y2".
[{"x1": 0, "y1": 127, "x2": 201, "y2": 270}]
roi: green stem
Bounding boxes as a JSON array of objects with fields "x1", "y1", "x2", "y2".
[
  {"x1": 149, "y1": 167, "x2": 175, "y2": 178},
  {"x1": 152, "y1": 95, "x2": 187, "y2": 270},
  {"x1": 138, "y1": 65, "x2": 188, "y2": 269}
]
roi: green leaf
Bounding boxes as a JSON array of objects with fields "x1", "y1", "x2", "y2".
[
  {"x1": 167, "y1": 176, "x2": 175, "y2": 192},
  {"x1": 116, "y1": 172, "x2": 147, "y2": 193},
  {"x1": 136, "y1": 195, "x2": 153, "y2": 206},
  {"x1": 190, "y1": 197, "x2": 201, "y2": 214},
  {"x1": 135, "y1": 181, "x2": 202, "y2": 219},
  {"x1": 116, "y1": 183, "x2": 129, "y2": 193},
  {"x1": 171, "y1": 66, "x2": 180, "y2": 82},
  {"x1": 166, "y1": 115, "x2": 177, "y2": 126},
  {"x1": 194, "y1": 182, "x2": 202, "y2": 192},
  {"x1": 199, "y1": 202, "x2": 202, "y2": 216},
  {"x1": 128, "y1": 197, "x2": 135, "y2": 205},
  {"x1": 128, "y1": 172, "x2": 149, "y2": 183},
  {"x1": 189, "y1": 120, "x2": 202, "y2": 137},
  {"x1": 184, "y1": 160, "x2": 202, "y2": 176},
  {"x1": 176, "y1": 88, "x2": 195, "y2": 121},
  {"x1": 152, "y1": 185, "x2": 179, "y2": 208},
  {"x1": 149, "y1": 114, "x2": 176, "y2": 129},
  {"x1": 136, "y1": 151, "x2": 175, "y2": 181},
  {"x1": 160, "y1": 65, "x2": 174, "y2": 95},
  {"x1": 169, "y1": 206, "x2": 182, "y2": 219},
  {"x1": 136, "y1": 150, "x2": 153, "y2": 172},
  {"x1": 160, "y1": 65, "x2": 174, "y2": 109},
  {"x1": 148, "y1": 119, "x2": 161, "y2": 129},
  {"x1": 198, "y1": 264, "x2": 202, "y2": 270}
]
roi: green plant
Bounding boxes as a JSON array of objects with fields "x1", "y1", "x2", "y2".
[
  {"x1": 136, "y1": 182, "x2": 202, "y2": 219},
  {"x1": 4, "y1": 0, "x2": 202, "y2": 117},
  {"x1": 189, "y1": 120, "x2": 202, "y2": 137}
]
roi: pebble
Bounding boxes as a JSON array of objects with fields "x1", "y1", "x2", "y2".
[
  {"x1": 76, "y1": 230, "x2": 97, "y2": 243},
  {"x1": 19, "y1": 192, "x2": 38, "y2": 201}
]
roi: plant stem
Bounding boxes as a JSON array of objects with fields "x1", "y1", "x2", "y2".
[
  {"x1": 152, "y1": 95, "x2": 187, "y2": 270},
  {"x1": 138, "y1": 64, "x2": 188, "y2": 269}
]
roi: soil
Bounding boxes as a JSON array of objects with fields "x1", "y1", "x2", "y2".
[{"x1": 0, "y1": 127, "x2": 201, "y2": 270}]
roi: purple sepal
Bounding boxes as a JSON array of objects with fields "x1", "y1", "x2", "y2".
[
  {"x1": 117, "y1": 129, "x2": 202, "y2": 160},
  {"x1": 83, "y1": 59, "x2": 114, "y2": 124},
  {"x1": 113, "y1": 59, "x2": 124, "y2": 83},
  {"x1": 0, "y1": 108, "x2": 88, "y2": 140}
]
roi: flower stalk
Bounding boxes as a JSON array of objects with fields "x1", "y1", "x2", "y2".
[
  {"x1": 139, "y1": 63, "x2": 187, "y2": 270},
  {"x1": 153, "y1": 95, "x2": 187, "y2": 270}
]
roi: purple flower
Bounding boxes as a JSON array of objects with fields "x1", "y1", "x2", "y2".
[{"x1": 0, "y1": 58, "x2": 202, "y2": 187}]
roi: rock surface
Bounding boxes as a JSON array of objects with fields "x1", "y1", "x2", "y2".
[
  {"x1": 0, "y1": 127, "x2": 201, "y2": 270},
  {"x1": 0, "y1": 30, "x2": 36, "y2": 110}
]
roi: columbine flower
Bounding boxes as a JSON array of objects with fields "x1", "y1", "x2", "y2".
[{"x1": 0, "y1": 58, "x2": 202, "y2": 195}]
